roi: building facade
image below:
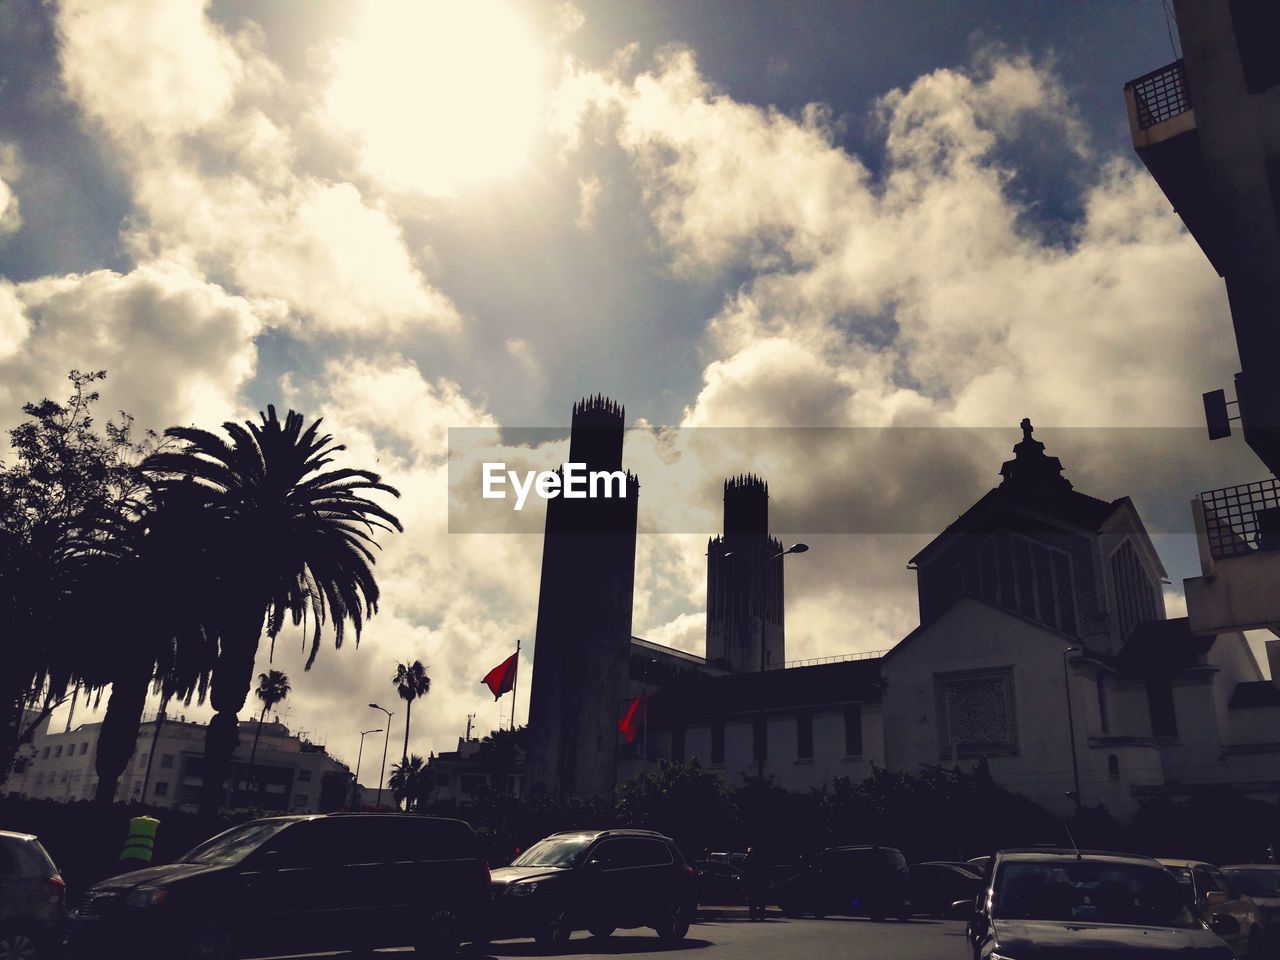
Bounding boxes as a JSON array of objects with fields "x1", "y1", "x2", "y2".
[
  {"x1": 636, "y1": 424, "x2": 1280, "y2": 820},
  {"x1": 4, "y1": 712, "x2": 352, "y2": 813}
]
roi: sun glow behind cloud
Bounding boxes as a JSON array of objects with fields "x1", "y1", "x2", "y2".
[{"x1": 326, "y1": 0, "x2": 547, "y2": 197}]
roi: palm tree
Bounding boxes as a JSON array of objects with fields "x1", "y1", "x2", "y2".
[
  {"x1": 143, "y1": 406, "x2": 402, "y2": 816},
  {"x1": 388, "y1": 753, "x2": 431, "y2": 811},
  {"x1": 392, "y1": 660, "x2": 430, "y2": 768},
  {"x1": 245, "y1": 669, "x2": 291, "y2": 798}
]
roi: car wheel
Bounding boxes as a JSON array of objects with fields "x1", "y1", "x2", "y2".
[
  {"x1": 655, "y1": 903, "x2": 690, "y2": 941},
  {"x1": 415, "y1": 906, "x2": 462, "y2": 958},
  {"x1": 587, "y1": 925, "x2": 615, "y2": 939},
  {"x1": 181, "y1": 917, "x2": 235, "y2": 960},
  {"x1": 0, "y1": 929, "x2": 42, "y2": 960},
  {"x1": 534, "y1": 909, "x2": 572, "y2": 951}
]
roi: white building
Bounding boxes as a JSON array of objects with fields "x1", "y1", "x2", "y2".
[
  {"x1": 4, "y1": 712, "x2": 353, "y2": 813},
  {"x1": 638, "y1": 423, "x2": 1280, "y2": 820}
]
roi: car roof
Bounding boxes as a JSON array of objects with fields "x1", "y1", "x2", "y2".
[
  {"x1": 1157, "y1": 858, "x2": 1211, "y2": 869},
  {"x1": 0, "y1": 830, "x2": 38, "y2": 842},
  {"x1": 547, "y1": 828, "x2": 671, "y2": 841},
  {"x1": 997, "y1": 849, "x2": 1162, "y2": 867},
  {"x1": 826, "y1": 845, "x2": 901, "y2": 852},
  {"x1": 1223, "y1": 864, "x2": 1280, "y2": 870}
]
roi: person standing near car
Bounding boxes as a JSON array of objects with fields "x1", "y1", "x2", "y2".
[{"x1": 744, "y1": 846, "x2": 769, "y2": 920}]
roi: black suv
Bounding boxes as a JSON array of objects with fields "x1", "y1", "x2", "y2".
[
  {"x1": 777, "y1": 845, "x2": 911, "y2": 920},
  {"x1": 489, "y1": 829, "x2": 696, "y2": 948},
  {"x1": 963, "y1": 848, "x2": 1237, "y2": 959},
  {"x1": 68, "y1": 813, "x2": 489, "y2": 960}
]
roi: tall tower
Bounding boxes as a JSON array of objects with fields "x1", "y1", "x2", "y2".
[
  {"x1": 705, "y1": 474, "x2": 785, "y2": 672},
  {"x1": 527, "y1": 396, "x2": 639, "y2": 797}
]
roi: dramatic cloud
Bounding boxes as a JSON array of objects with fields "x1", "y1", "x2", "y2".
[
  {"x1": 53, "y1": 0, "x2": 459, "y2": 337},
  {"x1": 551, "y1": 45, "x2": 1241, "y2": 661},
  {"x1": 0, "y1": 260, "x2": 267, "y2": 434}
]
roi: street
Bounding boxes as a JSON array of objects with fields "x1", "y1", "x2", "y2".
[{"x1": 243, "y1": 918, "x2": 969, "y2": 960}]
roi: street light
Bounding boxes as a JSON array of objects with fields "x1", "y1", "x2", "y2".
[
  {"x1": 369, "y1": 703, "x2": 394, "y2": 808},
  {"x1": 351, "y1": 727, "x2": 381, "y2": 808},
  {"x1": 1062, "y1": 647, "x2": 1082, "y2": 809}
]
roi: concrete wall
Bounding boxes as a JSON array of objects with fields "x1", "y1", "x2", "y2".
[{"x1": 881, "y1": 597, "x2": 1148, "y2": 818}]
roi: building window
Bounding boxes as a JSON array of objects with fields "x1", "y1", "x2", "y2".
[
  {"x1": 137, "y1": 752, "x2": 148, "y2": 767},
  {"x1": 294, "y1": 794, "x2": 308, "y2": 809},
  {"x1": 80, "y1": 742, "x2": 88, "y2": 755},
  {"x1": 796, "y1": 711, "x2": 813, "y2": 760},
  {"x1": 297, "y1": 769, "x2": 312, "y2": 782},
  {"x1": 1107, "y1": 754, "x2": 1120, "y2": 779},
  {"x1": 1111, "y1": 540, "x2": 1159, "y2": 642},
  {"x1": 42, "y1": 747, "x2": 49, "y2": 759},
  {"x1": 1146, "y1": 677, "x2": 1178, "y2": 738},
  {"x1": 55, "y1": 746, "x2": 62, "y2": 757},
  {"x1": 752, "y1": 717, "x2": 767, "y2": 763},
  {"x1": 710, "y1": 721, "x2": 725, "y2": 765},
  {"x1": 154, "y1": 781, "x2": 170, "y2": 797},
  {"x1": 160, "y1": 754, "x2": 174, "y2": 769},
  {"x1": 671, "y1": 725, "x2": 685, "y2": 763},
  {"x1": 946, "y1": 533, "x2": 1078, "y2": 636},
  {"x1": 1096, "y1": 674, "x2": 1110, "y2": 734},
  {"x1": 844, "y1": 705, "x2": 863, "y2": 757},
  {"x1": 935, "y1": 667, "x2": 1019, "y2": 759}
]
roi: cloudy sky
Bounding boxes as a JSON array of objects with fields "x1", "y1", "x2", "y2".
[{"x1": 0, "y1": 0, "x2": 1265, "y2": 775}]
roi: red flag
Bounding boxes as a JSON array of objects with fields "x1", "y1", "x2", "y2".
[
  {"x1": 481, "y1": 651, "x2": 519, "y2": 700},
  {"x1": 617, "y1": 693, "x2": 647, "y2": 744}
]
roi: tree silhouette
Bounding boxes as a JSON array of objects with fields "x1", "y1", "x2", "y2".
[
  {"x1": 389, "y1": 753, "x2": 431, "y2": 811},
  {"x1": 143, "y1": 406, "x2": 401, "y2": 816},
  {"x1": 0, "y1": 372, "x2": 152, "y2": 780},
  {"x1": 245, "y1": 669, "x2": 291, "y2": 799},
  {"x1": 392, "y1": 660, "x2": 430, "y2": 771}
]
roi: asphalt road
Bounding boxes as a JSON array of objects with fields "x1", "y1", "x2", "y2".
[
  {"x1": 248, "y1": 916, "x2": 969, "y2": 960},
  {"x1": 475, "y1": 917, "x2": 969, "y2": 960}
]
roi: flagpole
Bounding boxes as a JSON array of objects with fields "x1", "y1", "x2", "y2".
[{"x1": 510, "y1": 637, "x2": 521, "y2": 731}]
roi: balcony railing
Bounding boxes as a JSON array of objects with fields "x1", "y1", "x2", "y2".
[
  {"x1": 1126, "y1": 60, "x2": 1191, "y2": 130},
  {"x1": 1200, "y1": 478, "x2": 1280, "y2": 560}
]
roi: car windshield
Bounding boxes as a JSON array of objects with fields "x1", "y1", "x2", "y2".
[
  {"x1": 993, "y1": 861, "x2": 1201, "y2": 929},
  {"x1": 1224, "y1": 869, "x2": 1280, "y2": 898},
  {"x1": 511, "y1": 836, "x2": 593, "y2": 868},
  {"x1": 179, "y1": 820, "x2": 295, "y2": 866}
]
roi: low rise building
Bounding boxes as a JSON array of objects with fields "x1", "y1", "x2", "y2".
[{"x1": 3, "y1": 712, "x2": 352, "y2": 813}]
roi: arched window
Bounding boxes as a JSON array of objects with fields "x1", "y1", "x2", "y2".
[{"x1": 1107, "y1": 754, "x2": 1120, "y2": 779}]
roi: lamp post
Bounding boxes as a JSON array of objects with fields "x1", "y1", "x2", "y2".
[
  {"x1": 369, "y1": 703, "x2": 393, "y2": 808},
  {"x1": 351, "y1": 727, "x2": 381, "y2": 808},
  {"x1": 725, "y1": 543, "x2": 810, "y2": 781},
  {"x1": 1062, "y1": 647, "x2": 1082, "y2": 810}
]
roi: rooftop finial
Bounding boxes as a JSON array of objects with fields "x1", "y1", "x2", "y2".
[{"x1": 1021, "y1": 417, "x2": 1034, "y2": 442}]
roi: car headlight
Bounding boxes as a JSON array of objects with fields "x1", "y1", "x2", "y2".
[
  {"x1": 124, "y1": 886, "x2": 170, "y2": 908},
  {"x1": 508, "y1": 881, "x2": 540, "y2": 896}
]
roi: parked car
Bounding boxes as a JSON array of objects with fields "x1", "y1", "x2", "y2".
[
  {"x1": 967, "y1": 855, "x2": 992, "y2": 875},
  {"x1": 1222, "y1": 865, "x2": 1280, "y2": 949},
  {"x1": 693, "y1": 859, "x2": 745, "y2": 905},
  {"x1": 909, "y1": 861, "x2": 982, "y2": 917},
  {"x1": 962, "y1": 848, "x2": 1237, "y2": 959},
  {"x1": 67, "y1": 813, "x2": 490, "y2": 960},
  {"x1": 0, "y1": 830, "x2": 67, "y2": 960},
  {"x1": 1160, "y1": 859, "x2": 1265, "y2": 958},
  {"x1": 488, "y1": 829, "x2": 696, "y2": 948},
  {"x1": 776, "y1": 845, "x2": 911, "y2": 921}
]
